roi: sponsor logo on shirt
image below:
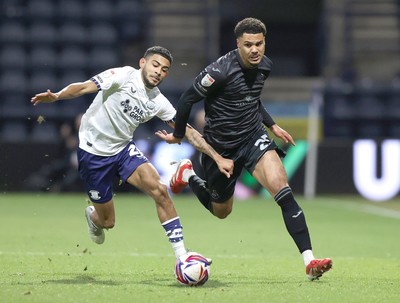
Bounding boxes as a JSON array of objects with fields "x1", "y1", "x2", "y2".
[
  {"x1": 200, "y1": 73, "x2": 215, "y2": 87},
  {"x1": 121, "y1": 99, "x2": 144, "y2": 122}
]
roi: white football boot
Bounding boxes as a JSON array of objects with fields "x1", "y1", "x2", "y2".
[{"x1": 85, "y1": 206, "x2": 105, "y2": 244}]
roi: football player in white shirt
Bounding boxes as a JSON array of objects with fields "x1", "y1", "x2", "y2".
[{"x1": 31, "y1": 46, "x2": 234, "y2": 262}]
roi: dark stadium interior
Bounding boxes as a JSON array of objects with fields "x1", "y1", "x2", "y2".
[{"x1": 0, "y1": 0, "x2": 399, "y2": 192}]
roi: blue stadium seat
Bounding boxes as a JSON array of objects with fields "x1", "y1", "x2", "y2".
[
  {"x1": 115, "y1": 0, "x2": 145, "y2": 40},
  {"x1": 26, "y1": 0, "x2": 56, "y2": 21},
  {"x1": 0, "y1": 94, "x2": 29, "y2": 119},
  {"x1": 59, "y1": 23, "x2": 88, "y2": 46},
  {"x1": 386, "y1": 90, "x2": 400, "y2": 119},
  {"x1": 87, "y1": 0, "x2": 115, "y2": 21},
  {"x1": 29, "y1": 47, "x2": 57, "y2": 71},
  {"x1": 330, "y1": 97, "x2": 355, "y2": 119},
  {"x1": 29, "y1": 71, "x2": 58, "y2": 95},
  {"x1": 356, "y1": 122, "x2": 384, "y2": 138},
  {"x1": 87, "y1": 23, "x2": 118, "y2": 46},
  {"x1": 355, "y1": 96, "x2": 384, "y2": 119},
  {"x1": 0, "y1": 45, "x2": 27, "y2": 70},
  {"x1": 88, "y1": 47, "x2": 120, "y2": 74},
  {"x1": 59, "y1": 71, "x2": 88, "y2": 88},
  {"x1": 27, "y1": 23, "x2": 57, "y2": 46},
  {"x1": 30, "y1": 122, "x2": 59, "y2": 143},
  {"x1": 389, "y1": 123, "x2": 400, "y2": 138},
  {"x1": 58, "y1": 47, "x2": 88, "y2": 71},
  {"x1": 0, "y1": 70, "x2": 27, "y2": 94},
  {"x1": 57, "y1": 0, "x2": 85, "y2": 21},
  {"x1": 0, "y1": 121, "x2": 28, "y2": 142},
  {"x1": 0, "y1": 22, "x2": 26, "y2": 45}
]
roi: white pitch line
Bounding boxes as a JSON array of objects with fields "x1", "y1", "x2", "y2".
[
  {"x1": 0, "y1": 251, "x2": 259, "y2": 259},
  {"x1": 321, "y1": 198, "x2": 400, "y2": 220}
]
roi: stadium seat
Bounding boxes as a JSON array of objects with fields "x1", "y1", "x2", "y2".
[
  {"x1": 356, "y1": 122, "x2": 384, "y2": 138},
  {"x1": 57, "y1": 0, "x2": 85, "y2": 21},
  {"x1": 115, "y1": 0, "x2": 145, "y2": 18},
  {"x1": 26, "y1": 0, "x2": 55, "y2": 21},
  {"x1": 88, "y1": 47, "x2": 120, "y2": 74},
  {"x1": 0, "y1": 70, "x2": 27, "y2": 94},
  {"x1": 389, "y1": 123, "x2": 400, "y2": 138},
  {"x1": 87, "y1": 23, "x2": 118, "y2": 46},
  {"x1": 0, "y1": 121, "x2": 28, "y2": 142},
  {"x1": 58, "y1": 47, "x2": 88, "y2": 71},
  {"x1": 27, "y1": 23, "x2": 57, "y2": 46},
  {"x1": 115, "y1": 0, "x2": 146, "y2": 40},
  {"x1": 329, "y1": 97, "x2": 355, "y2": 120},
  {"x1": 29, "y1": 47, "x2": 57, "y2": 71},
  {"x1": 59, "y1": 23, "x2": 88, "y2": 46},
  {"x1": 30, "y1": 122, "x2": 59, "y2": 143},
  {"x1": 87, "y1": 0, "x2": 115, "y2": 21},
  {"x1": 0, "y1": 22, "x2": 26, "y2": 45},
  {"x1": 29, "y1": 71, "x2": 58, "y2": 95},
  {"x1": 386, "y1": 90, "x2": 400, "y2": 119},
  {"x1": 355, "y1": 96, "x2": 384, "y2": 119},
  {"x1": 0, "y1": 94, "x2": 29, "y2": 119},
  {"x1": 0, "y1": 45, "x2": 27, "y2": 70},
  {"x1": 1, "y1": 0, "x2": 25, "y2": 20},
  {"x1": 59, "y1": 71, "x2": 88, "y2": 88}
]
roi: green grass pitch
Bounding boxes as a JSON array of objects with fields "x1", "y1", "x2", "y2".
[{"x1": 0, "y1": 193, "x2": 399, "y2": 303}]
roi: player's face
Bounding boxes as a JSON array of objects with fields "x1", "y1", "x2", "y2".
[
  {"x1": 236, "y1": 33, "x2": 265, "y2": 68},
  {"x1": 140, "y1": 54, "x2": 170, "y2": 88}
]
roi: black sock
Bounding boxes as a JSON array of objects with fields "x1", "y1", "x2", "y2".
[
  {"x1": 274, "y1": 186, "x2": 312, "y2": 253},
  {"x1": 188, "y1": 175, "x2": 213, "y2": 213}
]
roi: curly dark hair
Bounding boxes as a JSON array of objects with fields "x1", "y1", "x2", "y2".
[
  {"x1": 234, "y1": 17, "x2": 267, "y2": 38},
  {"x1": 144, "y1": 46, "x2": 173, "y2": 64}
]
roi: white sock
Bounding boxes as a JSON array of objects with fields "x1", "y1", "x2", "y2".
[
  {"x1": 302, "y1": 249, "x2": 315, "y2": 266},
  {"x1": 182, "y1": 168, "x2": 195, "y2": 183},
  {"x1": 172, "y1": 241, "x2": 187, "y2": 258}
]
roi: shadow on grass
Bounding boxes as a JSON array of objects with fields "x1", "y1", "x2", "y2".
[{"x1": 45, "y1": 274, "x2": 120, "y2": 285}]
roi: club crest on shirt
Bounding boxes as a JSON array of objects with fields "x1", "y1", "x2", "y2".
[{"x1": 201, "y1": 73, "x2": 215, "y2": 87}]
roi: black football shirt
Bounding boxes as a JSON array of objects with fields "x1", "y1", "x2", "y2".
[{"x1": 174, "y1": 49, "x2": 273, "y2": 150}]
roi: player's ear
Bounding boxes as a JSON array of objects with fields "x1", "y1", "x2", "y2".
[
  {"x1": 139, "y1": 58, "x2": 146, "y2": 68},
  {"x1": 236, "y1": 39, "x2": 240, "y2": 47}
]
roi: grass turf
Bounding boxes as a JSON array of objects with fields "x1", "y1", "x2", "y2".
[{"x1": 0, "y1": 193, "x2": 399, "y2": 303}]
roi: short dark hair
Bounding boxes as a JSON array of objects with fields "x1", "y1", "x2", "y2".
[
  {"x1": 144, "y1": 46, "x2": 173, "y2": 64},
  {"x1": 234, "y1": 17, "x2": 267, "y2": 38}
]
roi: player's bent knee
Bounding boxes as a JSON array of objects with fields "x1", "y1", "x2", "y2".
[
  {"x1": 102, "y1": 219, "x2": 115, "y2": 229},
  {"x1": 212, "y1": 205, "x2": 232, "y2": 219},
  {"x1": 214, "y1": 212, "x2": 231, "y2": 219}
]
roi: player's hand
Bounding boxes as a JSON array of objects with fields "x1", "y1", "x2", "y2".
[
  {"x1": 270, "y1": 124, "x2": 296, "y2": 146},
  {"x1": 215, "y1": 157, "x2": 234, "y2": 179},
  {"x1": 154, "y1": 130, "x2": 182, "y2": 144},
  {"x1": 31, "y1": 89, "x2": 59, "y2": 106}
]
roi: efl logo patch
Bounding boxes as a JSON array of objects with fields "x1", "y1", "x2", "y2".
[{"x1": 201, "y1": 74, "x2": 215, "y2": 87}]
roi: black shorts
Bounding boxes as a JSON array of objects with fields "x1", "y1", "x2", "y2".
[{"x1": 200, "y1": 128, "x2": 285, "y2": 203}]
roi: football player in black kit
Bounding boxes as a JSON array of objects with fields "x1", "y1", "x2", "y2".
[{"x1": 156, "y1": 17, "x2": 332, "y2": 281}]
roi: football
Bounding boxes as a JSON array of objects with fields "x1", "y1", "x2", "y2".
[{"x1": 174, "y1": 252, "x2": 211, "y2": 286}]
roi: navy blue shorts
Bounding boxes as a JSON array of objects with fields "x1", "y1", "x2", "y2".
[{"x1": 77, "y1": 143, "x2": 149, "y2": 203}]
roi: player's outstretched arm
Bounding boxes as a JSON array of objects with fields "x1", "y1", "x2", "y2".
[
  {"x1": 31, "y1": 80, "x2": 98, "y2": 106},
  {"x1": 155, "y1": 124, "x2": 234, "y2": 178}
]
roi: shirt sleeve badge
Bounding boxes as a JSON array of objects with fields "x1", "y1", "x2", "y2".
[{"x1": 200, "y1": 73, "x2": 215, "y2": 87}]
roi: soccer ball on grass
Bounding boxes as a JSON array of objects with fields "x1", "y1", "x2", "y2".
[{"x1": 174, "y1": 252, "x2": 211, "y2": 286}]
